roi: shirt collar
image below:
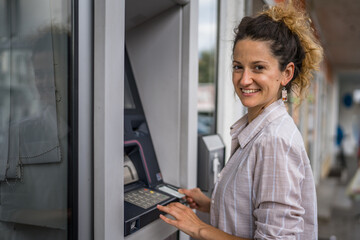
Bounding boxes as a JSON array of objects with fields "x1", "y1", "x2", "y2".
[
  {"x1": 230, "y1": 114, "x2": 248, "y2": 137},
  {"x1": 231, "y1": 100, "x2": 288, "y2": 149}
]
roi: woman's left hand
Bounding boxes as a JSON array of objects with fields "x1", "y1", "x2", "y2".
[{"x1": 157, "y1": 202, "x2": 209, "y2": 239}]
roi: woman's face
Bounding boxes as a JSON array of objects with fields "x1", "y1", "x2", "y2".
[{"x1": 232, "y1": 38, "x2": 292, "y2": 116}]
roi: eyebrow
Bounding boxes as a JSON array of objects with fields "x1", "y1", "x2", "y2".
[
  {"x1": 253, "y1": 60, "x2": 269, "y2": 65},
  {"x1": 232, "y1": 60, "x2": 269, "y2": 65}
]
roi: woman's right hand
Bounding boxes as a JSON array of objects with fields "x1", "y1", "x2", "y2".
[{"x1": 178, "y1": 188, "x2": 211, "y2": 213}]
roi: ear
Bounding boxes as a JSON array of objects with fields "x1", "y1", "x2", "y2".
[{"x1": 281, "y1": 62, "x2": 295, "y2": 86}]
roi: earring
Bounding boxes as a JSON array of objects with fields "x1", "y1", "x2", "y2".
[{"x1": 282, "y1": 87, "x2": 288, "y2": 102}]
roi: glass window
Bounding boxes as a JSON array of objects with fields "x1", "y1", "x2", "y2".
[
  {"x1": 197, "y1": 0, "x2": 218, "y2": 135},
  {"x1": 0, "y1": 0, "x2": 74, "y2": 239}
]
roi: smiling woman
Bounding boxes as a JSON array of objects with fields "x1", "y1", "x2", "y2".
[{"x1": 158, "y1": 1, "x2": 324, "y2": 240}]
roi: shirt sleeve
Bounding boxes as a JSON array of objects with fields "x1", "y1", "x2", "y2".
[{"x1": 252, "y1": 133, "x2": 306, "y2": 239}]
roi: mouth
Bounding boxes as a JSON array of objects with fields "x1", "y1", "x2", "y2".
[{"x1": 241, "y1": 88, "x2": 260, "y2": 94}]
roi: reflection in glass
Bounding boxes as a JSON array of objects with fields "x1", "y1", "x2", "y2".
[
  {"x1": 0, "y1": 0, "x2": 72, "y2": 239},
  {"x1": 198, "y1": 0, "x2": 218, "y2": 135}
]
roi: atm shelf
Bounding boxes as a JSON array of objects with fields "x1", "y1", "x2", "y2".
[{"x1": 124, "y1": 215, "x2": 177, "y2": 240}]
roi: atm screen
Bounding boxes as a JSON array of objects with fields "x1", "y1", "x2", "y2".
[{"x1": 124, "y1": 72, "x2": 136, "y2": 109}]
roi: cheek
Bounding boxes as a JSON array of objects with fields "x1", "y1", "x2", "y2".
[
  {"x1": 264, "y1": 73, "x2": 282, "y2": 89},
  {"x1": 270, "y1": 82, "x2": 282, "y2": 97},
  {"x1": 232, "y1": 72, "x2": 240, "y2": 86},
  {"x1": 232, "y1": 74, "x2": 237, "y2": 86}
]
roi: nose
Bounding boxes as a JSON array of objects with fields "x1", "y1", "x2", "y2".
[{"x1": 239, "y1": 68, "x2": 253, "y2": 86}]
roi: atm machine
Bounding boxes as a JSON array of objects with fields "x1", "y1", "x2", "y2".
[{"x1": 123, "y1": 49, "x2": 185, "y2": 236}]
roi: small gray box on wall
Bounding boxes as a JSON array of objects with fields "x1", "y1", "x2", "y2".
[{"x1": 197, "y1": 134, "x2": 225, "y2": 195}]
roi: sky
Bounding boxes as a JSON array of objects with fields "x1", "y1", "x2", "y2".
[{"x1": 198, "y1": 0, "x2": 218, "y2": 52}]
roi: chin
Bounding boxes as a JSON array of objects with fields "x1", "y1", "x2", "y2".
[{"x1": 239, "y1": 98, "x2": 258, "y2": 108}]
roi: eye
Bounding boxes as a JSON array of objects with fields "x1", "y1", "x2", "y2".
[
  {"x1": 232, "y1": 65, "x2": 243, "y2": 71},
  {"x1": 254, "y1": 65, "x2": 265, "y2": 71}
]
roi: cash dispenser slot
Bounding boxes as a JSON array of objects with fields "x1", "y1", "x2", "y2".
[{"x1": 124, "y1": 155, "x2": 139, "y2": 185}]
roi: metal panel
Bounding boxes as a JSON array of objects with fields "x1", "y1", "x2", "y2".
[
  {"x1": 124, "y1": 217, "x2": 177, "y2": 240},
  {"x1": 94, "y1": 0, "x2": 124, "y2": 239},
  {"x1": 78, "y1": 0, "x2": 93, "y2": 239},
  {"x1": 125, "y1": 0, "x2": 176, "y2": 30},
  {"x1": 125, "y1": 0, "x2": 191, "y2": 31},
  {"x1": 179, "y1": 0, "x2": 198, "y2": 190},
  {"x1": 180, "y1": 2, "x2": 199, "y2": 240}
]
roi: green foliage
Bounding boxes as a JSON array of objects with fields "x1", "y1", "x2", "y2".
[{"x1": 199, "y1": 50, "x2": 216, "y2": 84}]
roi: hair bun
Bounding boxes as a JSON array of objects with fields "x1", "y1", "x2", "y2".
[{"x1": 263, "y1": 1, "x2": 324, "y2": 98}]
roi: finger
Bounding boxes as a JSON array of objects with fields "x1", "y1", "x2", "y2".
[
  {"x1": 180, "y1": 188, "x2": 193, "y2": 197},
  {"x1": 157, "y1": 204, "x2": 169, "y2": 213},
  {"x1": 169, "y1": 202, "x2": 188, "y2": 210},
  {"x1": 187, "y1": 188, "x2": 203, "y2": 199},
  {"x1": 178, "y1": 188, "x2": 190, "y2": 198},
  {"x1": 157, "y1": 204, "x2": 182, "y2": 218},
  {"x1": 159, "y1": 214, "x2": 178, "y2": 228},
  {"x1": 178, "y1": 189, "x2": 188, "y2": 201},
  {"x1": 189, "y1": 203, "x2": 198, "y2": 209}
]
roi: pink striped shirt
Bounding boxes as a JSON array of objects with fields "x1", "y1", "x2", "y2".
[{"x1": 210, "y1": 100, "x2": 317, "y2": 239}]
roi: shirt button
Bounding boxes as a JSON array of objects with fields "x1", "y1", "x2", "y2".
[{"x1": 211, "y1": 199, "x2": 214, "y2": 204}]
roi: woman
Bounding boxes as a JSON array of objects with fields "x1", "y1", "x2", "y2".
[{"x1": 157, "y1": 2, "x2": 323, "y2": 239}]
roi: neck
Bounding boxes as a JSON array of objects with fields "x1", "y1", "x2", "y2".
[
  {"x1": 247, "y1": 99, "x2": 279, "y2": 123},
  {"x1": 247, "y1": 107, "x2": 264, "y2": 123}
]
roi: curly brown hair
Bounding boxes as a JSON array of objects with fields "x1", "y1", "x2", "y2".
[{"x1": 233, "y1": 1, "x2": 323, "y2": 99}]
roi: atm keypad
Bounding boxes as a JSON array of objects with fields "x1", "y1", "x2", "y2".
[{"x1": 124, "y1": 188, "x2": 170, "y2": 209}]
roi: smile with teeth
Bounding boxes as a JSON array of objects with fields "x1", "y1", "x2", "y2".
[{"x1": 241, "y1": 89, "x2": 260, "y2": 94}]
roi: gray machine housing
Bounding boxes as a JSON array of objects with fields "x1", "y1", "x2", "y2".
[{"x1": 197, "y1": 134, "x2": 225, "y2": 195}]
